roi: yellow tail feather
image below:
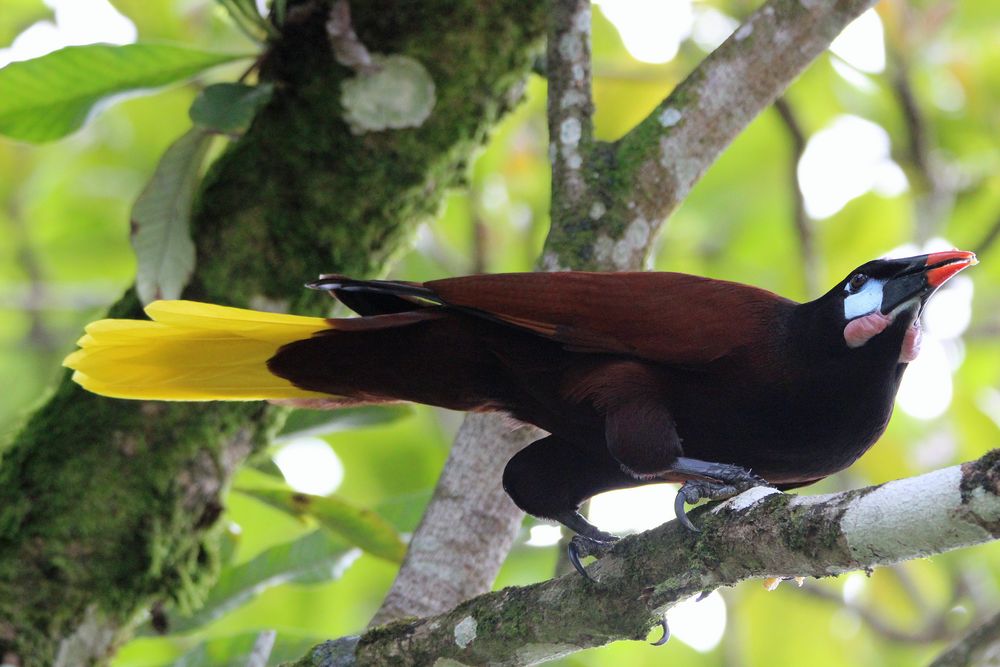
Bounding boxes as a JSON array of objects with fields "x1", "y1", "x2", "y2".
[{"x1": 63, "y1": 300, "x2": 332, "y2": 401}]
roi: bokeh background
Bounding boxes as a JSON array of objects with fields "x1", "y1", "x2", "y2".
[{"x1": 2, "y1": 0, "x2": 999, "y2": 665}]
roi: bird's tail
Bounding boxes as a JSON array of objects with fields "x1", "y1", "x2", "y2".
[{"x1": 63, "y1": 300, "x2": 333, "y2": 401}]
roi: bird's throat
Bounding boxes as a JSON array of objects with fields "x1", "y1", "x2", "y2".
[
  {"x1": 843, "y1": 312, "x2": 892, "y2": 349},
  {"x1": 843, "y1": 310, "x2": 921, "y2": 362}
]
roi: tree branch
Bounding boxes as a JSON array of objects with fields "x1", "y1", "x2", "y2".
[
  {"x1": 0, "y1": 2, "x2": 547, "y2": 664},
  {"x1": 609, "y1": 0, "x2": 877, "y2": 259},
  {"x1": 929, "y1": 608, "x2": 1000, "y2": 667},
  {"x1": 542, "y1": 0, "x2": 598, "y2": 272},
  {"x1": 371, "y1": 0, "x2": 605, "y2": 626},
  {"x1": 291, "y1": 450, "x2": 1000, "y2": 666},
  {"x1": 369, "y1": 416, "x2": 543, "y2": 626},
  {"x1": 371, "y1": 0, "x2": 884, "y2": 630},
  {"x1": 773, "y1": 96, "x2": 820, "y2": 297}
]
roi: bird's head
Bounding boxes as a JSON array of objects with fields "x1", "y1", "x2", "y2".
[{"x1": 820, "y1": 250, "x2": 977, "y2": 362}]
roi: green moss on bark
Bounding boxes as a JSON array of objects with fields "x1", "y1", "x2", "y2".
[{"x1": 0, "y1": 0, "x2": 545, "y2": 663}]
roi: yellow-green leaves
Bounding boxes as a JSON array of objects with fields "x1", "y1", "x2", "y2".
[
  {"x1": 0, "y1": 43, "x2": 248, "y2": 142},
  {"x1": 242, "y1": 488, "x2": 407, "y2": 564},
  {"x1": 130, "y1": 127, "x2": 212, "y2": 304}
]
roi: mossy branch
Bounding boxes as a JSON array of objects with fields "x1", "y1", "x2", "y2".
[
  {"x1": 0, "y1": 1, "x2": 545, "y2": 664},
  {"x1": 598, "y1": 0, "x2": 878, "y2": 269},
  {"x1": 372, "y1": 0, "x2": 884, "y2": 631},
  {"x1": 290, "y1": 450, "x2": 1000, "y2": 667}
]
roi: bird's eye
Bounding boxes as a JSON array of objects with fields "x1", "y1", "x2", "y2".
[{"x1": 848, "y1": 273, "x2": 868, "y2": 292}]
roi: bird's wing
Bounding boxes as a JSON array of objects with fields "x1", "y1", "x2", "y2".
[{"x1": 425, "y1": 272, "x2": 794, "y2": 365}]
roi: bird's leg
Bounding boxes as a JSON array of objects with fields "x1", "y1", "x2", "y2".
[
  {"x1": 553, "y1": 510, "x2": 618, "y2": 580},
  {"x1": 668, "y1": 457, "x2": 771, "y2": 532}
]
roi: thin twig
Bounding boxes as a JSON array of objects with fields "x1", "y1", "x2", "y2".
[
  {"x1": 973, "y1": 212, "x2": 1000, "y2": 258},
  {"x1": 773, "y1": 97, "x2": 819, "y2": 297},
  {"x1": 889, "y1": 42, "x2": 953, "y2": 243},
  {"x1": 797, "y1": 582, "x2": 957, "y2": 644},
  {"x1": 929, "y1": 609, "x2": 1000, "y2": 667},
  {"x1": 245, "y1": 630, "x2": 276, "y2": 667}
]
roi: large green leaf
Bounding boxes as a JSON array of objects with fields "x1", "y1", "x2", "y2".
[
  {"x1": 164, "y1": 529, "x2": 356, "y2": 635},
  {"x1": 130, "y1": 127, "x2": 213, "y2": 304},
  {"x1": 240, "y1": 488, "x2": 407, "y2": 564},
  {"x1": 0, "y1": 43, "x2": 249, "y2": 142}
]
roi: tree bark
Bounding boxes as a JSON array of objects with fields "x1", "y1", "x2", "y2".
[
  {"x1": 291, "y1": 450, "x2": 1000, "y2": 666},
  {"x1": 372, "y1": 0, "x2": 880, "y2": 628},
  {"x1": 0, "y1": 2, "x2": 545, "y2": 665}
]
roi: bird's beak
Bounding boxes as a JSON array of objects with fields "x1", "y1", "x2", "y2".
[{"x1": 880, "y1": 250, "x2": 978, "y2": 316}]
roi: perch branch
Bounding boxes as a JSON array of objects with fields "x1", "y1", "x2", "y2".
[
  {"x1": 298, "y1": 450, "x2": 1000, "y2": 666},
  {"x1": 372, "y1": 0, "x2": 885, "y2": 628}
]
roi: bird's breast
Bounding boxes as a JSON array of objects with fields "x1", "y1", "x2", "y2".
[{"x1": 662, "y1": 359, "x2": 901, "y2": 485}]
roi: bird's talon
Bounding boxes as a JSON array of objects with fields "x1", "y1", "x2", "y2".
[
  {"x1": 567, "y1": 541, "x2": 589, "y2": 580},
  {"x1": 650, "y1": 616, "x2": 670, "y2": 646},
  {"x1": 567, "y1": 534, "x2": 618, "y2": 581},
  {"x1": 674, "y1": 488, "x2": 700, "y2": 532}
]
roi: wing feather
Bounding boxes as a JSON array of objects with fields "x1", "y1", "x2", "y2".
[{"x1": 425, "y1": 272, "x2": 794, "y2": 364}]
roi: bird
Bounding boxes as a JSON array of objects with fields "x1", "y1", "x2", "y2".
[{"x1": 64, "y1": 250, "x2": 976, "y2": 573}]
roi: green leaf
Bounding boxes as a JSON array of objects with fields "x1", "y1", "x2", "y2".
[
  {"x1": 165, "y1": 530, "x2": 356, "y2": 635},
  {"x1": 0, "y1": 43, "x2": 250, "y2": 142},
  {"x1": 240, "y1": 488, "x2": 407, "y2": 564},
  {"x1": 130, "y1": 127, "x2": 213, "y2": 304},
  {"x1": 170, "y1": 631, "x2": 321, "y2": 667},
  {"x1": 0, "y1": 0, "x2": 52, "y2": 47},
  {"x1": 189, "y1": 82, "x2": 273, "y2": 134},
  {"x1": 277, "y1": 405, "x2": 411, "y2": 440}
]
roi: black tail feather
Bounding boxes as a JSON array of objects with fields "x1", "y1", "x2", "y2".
[{"x1": 307, "y1": 276, "x2": 443, "y2": 316}]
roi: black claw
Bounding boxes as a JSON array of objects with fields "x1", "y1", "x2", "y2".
[
  {"x1": 671, "y1": 460, "x2": 774, "y2": 533},
  {"x1": 650, "y1": 617, "x2": 670, "y2": 646},
  {"x1": 674, "y1": 487, "x2": 700, "y2": 532},
  {"x1": 695, "y1": 589, "x2": 712, "y2": 602},
  {"x1": 567, "y1": 540, "x2": 592, "y2": 581},
  {"x1": 566, "y1": 534, "x2": 619, "y2": 582}
]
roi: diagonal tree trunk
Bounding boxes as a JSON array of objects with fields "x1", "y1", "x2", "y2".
[
  {"x1": 0, "y1": 2, "x2": 545, "y2": 665},
  {"x1": 372, "y1": 0, "x2": 880, "y2": 630}
]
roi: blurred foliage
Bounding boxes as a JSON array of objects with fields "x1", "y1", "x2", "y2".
[{"x1": 1, "y1": 1, "x2": 999, "y2": 666}]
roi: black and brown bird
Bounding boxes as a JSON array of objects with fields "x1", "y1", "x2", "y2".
[{"x1": 65, "y1": 250, "x2": 977, "y2": 558}]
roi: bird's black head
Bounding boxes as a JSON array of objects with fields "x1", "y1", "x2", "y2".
[{"x1": 801, "y1": 250, "x2": 977, "y2": 362}]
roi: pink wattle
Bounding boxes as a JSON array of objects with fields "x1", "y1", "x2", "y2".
[
  {"x1": 843, "y1": 312, "x2": 891, "y2": 349},
  {"x1": 843, "y1": 312, "x2": 923, "y2": 363},
  {"x1": 900, "y1": 323, "x2": 922, "y2": 363}
]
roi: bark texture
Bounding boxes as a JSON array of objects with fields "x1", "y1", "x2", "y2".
[
  {"x1": 0, "y1": 2, "x2": 545, "y2": 664},
  {"x1": 290, "y1": 450, "x2": 1000, "y2": 666},
  {"x1": 372, "y1": 0, "x2": 881, "y2": 629}
]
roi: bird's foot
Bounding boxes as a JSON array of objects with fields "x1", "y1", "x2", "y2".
[
  {"x1": 552, "y1": 510, "x2": 619, "y2": 580},
  {"x1": 669, "y1": 458, "x2": 770, "y2": 532},
  {"x1": 567, "y1": 533, "x2": 619, "y2": 581},
  {"x1": 650, "y1": 616, "x2": 670, "y2": 646}
]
